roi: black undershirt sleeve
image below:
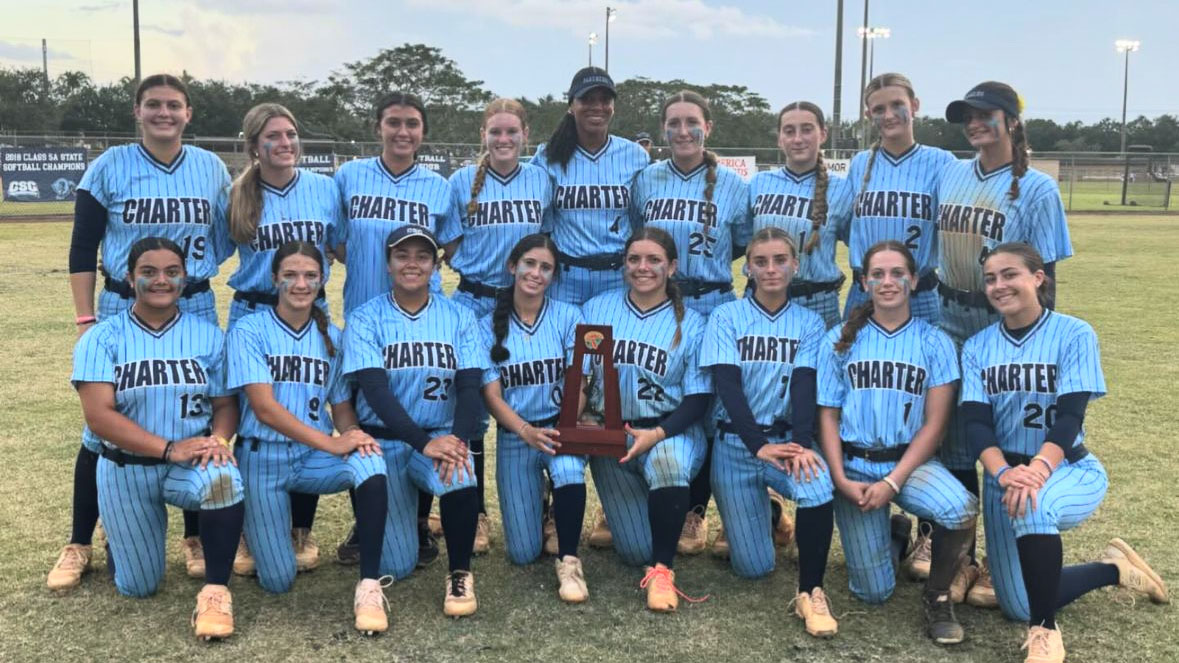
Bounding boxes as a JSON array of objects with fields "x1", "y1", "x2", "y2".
[
  {"x1": 69, "y1": 189, "x2": 108, "y2": 274},
  {"x1": 1043, "y1": 261, "x2": 1057, "y2": 310},
  {"x1": 450, "y1": 368, "x2": 484, "y2": 442},
  {"x1": 657, "y1": 393, "x2": 711, "y2": 439},
  {"x1": 712, "y1": 364, "x2": 769, "y2": 455},
  {"x1": 354, "y1": 368, "x2": 431, "y2": 452},
  {"x1": 787, "y1": 368, "x2": 818, "y2": 449},
  {"x1": 1044, "y1": 391, "x2": 1090, "y2": 457},
  {"x1": 962, "y1": 400, "x2": 999, "y2": 460}
]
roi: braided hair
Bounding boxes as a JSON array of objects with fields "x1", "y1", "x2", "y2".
[
  {"x1": 778, "y1": 101, "x2": 830, "y2": 254},
  {"x1": 625, "y1": 227, "x2": 684, "y2": 350},
  {"x1": 489, "y1": 234, "x2": 561, "y2": 363},
  {"x1": 662, "y1": 90, "x2": 717, "y2": 236},
  {"x1": 271, "y1": 241, "x2": 335, "y2": 358},
  {"x1": 468, "y1": 98, "x2": 529, "y2": 218},
  {"x1": 834, "y1": 240, "x2": 916, "y2": 354},
  {"x1": 976, "y1": 82, "x2": 1030, "y2": 200},
  {"x1": 860, "y1": 73, "x2": 917, "y2": 190}
]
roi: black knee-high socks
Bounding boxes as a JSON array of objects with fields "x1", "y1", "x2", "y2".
[
  {"x1": 552, "y1": 484, "x2": 586, "y2": 559},
  {"x1": 290, "y1": 492, "x2": 320, "y2": 530},
  {"x1": 471, "y1": 436, "x2": 486, "y2": 515},
  {"x1": 649, "y1": 486, "x2": 690, "y2": 568},
  {"x1": 687, "y1": 437, "x2": 714, "y2": 512},
  {"x1": 70, "y1": 446, "x2": 100, "y2": 546},
  {"x1": 927, "y1": 525, "x2": 974, "y2": 593},
  {"x1": 183, "y1": 509, "x2": 200, "y2": 538},
  {"x1": 918, "y1": 468, "x2": 981, "y2": 563},
  {"x1": 795, "y1": 503, "x2": 834, "y2": 594},
  {"x1": 440, "y1": 487, "x2": 479, "y2": 572},
  {"x1": 1016, "y1": 534, "x2": 1120, "y2": 628},
  {"x1": 418, "y1": 490, "x2": 434, "y2": 543},
  {"x1": 200, "y1": 502, "x2": 245, "y2": 585},
  {"x1": 353, "y1": 475, "x2": 388, "y2": 580}
]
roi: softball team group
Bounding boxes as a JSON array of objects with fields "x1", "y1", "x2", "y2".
[{"x1": 50, "y1": 67, "x2": 1168, "y2": 662}]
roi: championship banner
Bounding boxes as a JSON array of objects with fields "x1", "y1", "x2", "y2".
[
  {"x1": 716, "y1": 155, "x2": 756, "y2": 180},
  {"x1": 825, "y1": 158, "x2": 851, "y2": 176},
  {"x1": 0, "y1": 147, "x2": 88, "y2": 202},
  {"x1": 298, "y1": 153, "x2": 336, "y2": 175}
]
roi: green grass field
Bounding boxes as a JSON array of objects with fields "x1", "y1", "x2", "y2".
[{"x1": 1, "y1": 215, "x2": 1175, "y2": 662}]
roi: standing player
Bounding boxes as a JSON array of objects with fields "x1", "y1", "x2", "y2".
[
  {"x1": 583, "y1": 227, "x2": 712, "y2": 612},
  {"x1": 701, "y1": 228, "x2": 838, "y2": 637},
  {"x1": 961, "y1": 243, "x2": 1166, "y2": 663},
  {"x1": 343, "y1": 226, "x2": 485, "y2": 617},
  {"x1": 749, "y1": 101, "x2": 854, "y2": 329},
  {"x1": 229, "y1": 242, "x2": 391, "y2": 634},
  {"x1": 53, "y1": 73, "x2": 231, "y2": 591},
  {"x1": 935, "y1": 82, "x2": 1075, "y2": 606},
  {"x1": 844, "y1": 74, "x2": 954, "y2": 322},
  {"x1": 629, "y1": 90, "x2": 748, "y2": 556},
  {"x1": 71, "y1": 237, "x2": 243, "y2": 639},
  {"x1": 531, "y1": 67, "x2": 649, "y2": 305},
  {"x1": 335, "y1": 92, "x2": 460, "y2": 314},
  {"x1": 817, "y1": 240, "x2": 978, "y2": 645},
  {"x1": 478, "y1": 234, "x2": 592, "y2": 602}
]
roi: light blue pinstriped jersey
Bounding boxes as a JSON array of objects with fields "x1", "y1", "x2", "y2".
[
  {"x1": 334, "y1": 159, "x2": 460, "y2": 313},
  {"x1": 960, "y1": 310, "x2": 1104, "y2": 457},
  {"x1": 817, "y1": 316, "x2": 959, "y2": 447},
  {"x1": 581, "y1": 290, "x2": 711, "y2": 421},
  {"x1": 72, "y1": 310, "x2": 227, "y2": 451},
  {"x1": 630, "y1": 160, "x2": 749, "y2": 284},
  {"x1": 78, "y1": 143, "x2": 231, "y2": 280},
  {"x1": 446, "y1": 162, "x2": 552, "y2": 288},
  {"x1": 342, "y1": 294, "x2": 480, "y2": 431},
  {"x1": 531, "y1": 136, "x2": 648, "y2": 258},
  {"x1": 700, "y1": 297, "x2": 825, "y2": 426},
  {"x1": 226, "y1": 170, "x2": 344, "y2": 294},
  {"x1": 936, "y1": 159, "x2": 1073, "y2": 292},
  {"x1": 477, "y1": 298, "x2": 583, "y2": 423},
  {"x1": 846, "y1": 144, "x2": 955, "y2": 273},
  {"x1": 748, "y1": 167, "x2": 854, "y2": 284},
  {"x1": 226, "y1": 308, "x2": 350, "y2": 442}
]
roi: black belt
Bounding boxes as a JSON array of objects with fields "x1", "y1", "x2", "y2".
[
  {"x1": 360, "y1": 424, "x2": 445, "y2": 442},
  {"x1": 1004, "y1": 444, "x2": 1089, "y2": 467},
  {"x1": 853, "y1": 270, "x2": 938, "y2": 293},
  {"x1": 236, "y1": 436, "x2": 294, "y2": 452},
  {"x1": 557, "y1": 250, "x2": 624, "y2": 271},
  {"x1": 717, "y1": 419, "x2": 791, "y2": 438},
  {"x1": 626, "y1": 417, "x2": 663, "y2": 429},
  {"x1": 233, "y1": 288, "x2": 326, "y2": 308},
  {"x1": 456, "y1": 277, "x2": 501, "y2": 300},
  {"x1": 100, "y1": 445, "x2": 164, "y2": 466},
  {"x1": 103, "y1": 271, "x2": 210, "y2": 300},
  {"x1": 937, "y1": 282, "x2": 994, "y2": 311},
  {"x1": 528, "y1": 415, "x2": 560, "y2": 429},
  {"x1": 841, "y1": 441, "x2": 910, "y2": 462},
  {"x1": 675, "y1": 278, "x2": 733, "y2": 298},
  {"x1": 788, "y1": 274, "x2": 846, "y2": 299}
]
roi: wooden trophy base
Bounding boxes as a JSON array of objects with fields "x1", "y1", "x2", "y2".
[{"x1": 556, "y1": 425, "x2": 627, "y2": 458}]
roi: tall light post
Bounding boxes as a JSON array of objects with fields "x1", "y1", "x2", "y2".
[
  {"x1": 605, "y1": 6, "x2": 617, "y2": 73},
  {"x1": 1116, "y1": 39, "x2": 1140, "y2": 205},
  {"x1": 832, "y1": 0, "x2": 844, "y2": 149},
  {"x1": 588, "y1": 32, "x2": 597, "y2": 67},
  {"x1": 858, "y1": 26, "x2": 890, "y2": 81},
  {"x1": 856, "y1": 0, "x2": 869, "y2": 149}
]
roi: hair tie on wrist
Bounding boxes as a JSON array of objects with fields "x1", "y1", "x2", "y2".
[
  {"x1": 994, "y1": 465, "x2": 1012, "y2": 481},
  {"x1": 1032, "y1": 455, "x2": 1054, "y2": 473},
  {"x1": 75, "y1": 315, "x2": 97, "y2": 325}
]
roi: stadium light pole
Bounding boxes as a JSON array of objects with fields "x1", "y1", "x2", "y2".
[
  {"x1": 859, "y1": 26, "x2": 890, "y2": 82},
  {"x1": 832, "y1": 0, "x2": 844, "y2": 150},
  {"x1": 588, "y1": 32, "x2": 597, "y2": 67},
  {"x1": 605, "y1": 7, "x2": 617, "y2": 73},
  {"x1": 133, "y1": 0, "x2": 141, "y2": 86},
  {"x1": 1116, "y1": 39, "x2": 1140, "y2": 205},
  {"x1": 856, "y1": 0, "x2": 869, "y2": 149}
]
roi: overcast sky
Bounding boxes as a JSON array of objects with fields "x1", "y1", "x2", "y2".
[{"x1": 2, "y1": 0, "x2": 1173, "y2": 124}]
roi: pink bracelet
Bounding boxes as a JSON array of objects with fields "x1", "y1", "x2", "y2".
[{"x1": 75, "y1": 315, "x2": 97, "y2": 325}]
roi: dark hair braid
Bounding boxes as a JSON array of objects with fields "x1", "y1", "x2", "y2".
[
  {"x1": 1008, "y1": 120, "x2": 1029, "y2": 200},
  {"x1": 310, "y1": 306, "x2": 336, "y2": 358},
  {"x1": 544, "y1": 113, "x2": 580, "y2": 171},
  {"x1": 666, "y1": 279, "x2": 685, "y2": 350},
  {"x1": 834, "y1": 300, "x2": 875, "y2": 354},
  {"x1": 467, "y1": 153, "x2": 491, "y2": 219},
  {"x1": 489, "y1": 286, "x2": 514, "y2": 363},
  {"x1": 861, "y1": 137, "x2": 881, "y2": 191},
  {"x1": 701, "y1": 149, "x2": 718, "y2": 237},
  {"x1": 807, "y1": 151, "x2": 829, "y2": 254}
]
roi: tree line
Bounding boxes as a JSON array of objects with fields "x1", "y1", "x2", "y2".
[{"x1": 3, "y1": 43, "x2": 1177, "y2": 153}]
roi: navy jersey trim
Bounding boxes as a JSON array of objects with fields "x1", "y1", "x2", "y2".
[
  {"x1": 129, "y1": 309, "x2": 182, "y2": 338},
  {"x1": 750, "y1": 296, "x2": 791, "y2": 322},
  {"x1": 510, "y1": 297, "x2": 548, "y2": 336},
  {"x1": 668, "y1": 160, "x2": 706, "y2": 181},
  {"x1": 867, "y1": 315, "x2": 914, "y2": 338},
  {"x1": 575, "y1": 136, "x2": 612, "y2": 162},
  {"x1": 377, "y1": 158, "x2": 418, "y2": 183},
  {"x1": 1000, "y1": 309, "x2": 1052, "y2": 347},
  {"x1": 136, "y1": 143, "x2": 187, "y2": 174},
  {"x1": 973, "y1": 159, "x2": 1014, "y2": 182},
  {"x1": 487, "y1": 164, "x2": 522, "y2": 186},
  {"x1": 269, "y1": 307, "x2": 313, "y2": 340},
  {"x1": 261, "y1": 170, "x2": 300, "y2": 197},
  {"x1": 879, "y1": 143, "x2": 920, "y2": 167},
  {"x1": 624, "y1": 294, "x2": 673, "y2": 319},
  {"x1": 781, "y1": 166, "x2": 818, "y2": 184},
  {"x1": 388, "y1": 292, "x2": 432, "y2": 320}
]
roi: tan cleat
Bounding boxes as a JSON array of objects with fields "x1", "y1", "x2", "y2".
[
  {"x1": 473, "y1": 513, "x2": 491, "y2": 555},
  {"x1": 182, "y1": 536, "x2": 205, "y2": 579},
  {"x1": 950, "y1": 561, "x2": 981, "y2": 604},
  {"x1": 354, "y1": 576, "x2": 393, "y2": 635},
  {"x1": 48, "y1": 543, "x2": 93, "y2": 591},
  {"x1": 192, "y1": 584, "x2": 234, "y2": 640},
  {"x1": 641, "y1": 564, "x2": 680, "y2": 612},
  {"x1": 555, "y1": 555, "x2": 589, "y2": 603},
  {"x1": 542, "y1": 507, "x2": 559, "y2": 556},
  {"x1": 768, "y1": 490, "x2": 795, "y2": 548},
  {"x1": 967, "y1": 558, "x2": 999, "y2": 608},
  {"x1": 677, "y1": 508, "x2": 708, "y2": 555},
  {"x1": 1022, "y1": 624, "x2": 1065, "y2": 663},
  {"x1": 232, "y1": 534, "x2": 255, "y2": 577},
  {"x1": 444, "y1": 571, "x2": 477, "y2": 617},
  {"x1": 292, "y1": 527, "x2": 320, "y2": 572},
  {"x1": 1101, "y1": 538, "x2": 1169, "y2": 604},
  {"x1": 794, "y1": 587, "x2": 838, "y2": 637},
  {"x1": 711, "y1": 525, "x2": 730, "y2": 559},
  {"x1": 904, "y1": 523, "x2": 932, "y2": 580},
  {"x1": 587, "y1": 509, "x2": 612, "y2": 549}
]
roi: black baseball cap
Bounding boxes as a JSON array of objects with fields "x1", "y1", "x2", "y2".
[
  {"x1": 635, "y1": 131, "x2": 652, "y2": 145},
  {"x1": 385, "y1": 225, "x2": 438, "y2": 255},
  {"x1": 567, "y1": 67, "x2": 616, "y2": 102},
  {"x1": 945, "y1": 82, "x2": 1022, "y2": 123}
]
